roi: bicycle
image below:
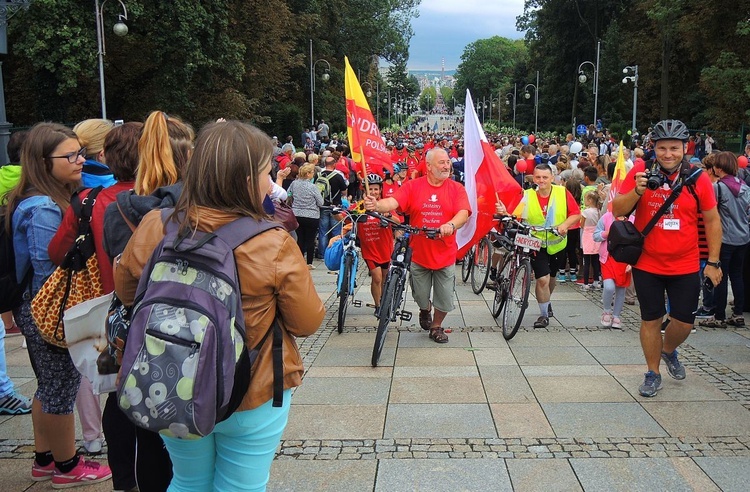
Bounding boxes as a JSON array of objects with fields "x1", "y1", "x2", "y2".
[
  {"x1": 460, "y1": 242, "x2": 475, "y2": 283},
  {"x1": 366, "y1": 211, "x2": 439, "y2": 367},
  {"x1": 327, "y1": 206, "x2": 363, "y2": 333},
  {"x1": 490, "y1": 215, "x2": 560, "y2": 340},
  {"x1": 470, "y1": 234, "x2": 493, "y2": 294}
]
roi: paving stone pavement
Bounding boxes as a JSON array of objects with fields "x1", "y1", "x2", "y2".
[{"x1": 1, "y1": 260, "x2": 749, "y2": 491}]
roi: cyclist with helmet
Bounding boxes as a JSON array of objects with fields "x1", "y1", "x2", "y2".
[
  {"x1": 359, "y1": 173, "x2": 400, "y2": 314},
  {"x1": 382, "y1": 165, "x2": 400, "y2": 199},
  {"x1": 613, "y1": 119, "x2": 722, "y2": 398}
]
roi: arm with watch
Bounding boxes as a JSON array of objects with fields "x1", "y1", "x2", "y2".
[
  {"x1": 702, "y1": 206, "x2": 723, "y2": 287},
  {"x1": 441, "y1": 210, "x2": 469, "y2": 238}
]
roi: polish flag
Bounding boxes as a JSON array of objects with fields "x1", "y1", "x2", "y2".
[{"x1": 456, "y1": 90, "x2": 523, "y2": 258}]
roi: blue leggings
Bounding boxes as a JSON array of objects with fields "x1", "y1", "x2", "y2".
[{"x1": 162, "y1": 390, "x2": 291, "y2": 492}]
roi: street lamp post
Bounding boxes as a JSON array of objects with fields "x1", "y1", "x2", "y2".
[
  {"x1": 309, "y1": 39, "x2": 330, "y2": 127},
  {"x1": 95, "y1": 0, "x2": 129, "y2": 120},
  {"x1": 524, "y1": 71, "x2": 540, "y2": 134},
  {"x1": 622, "y1": 65, "x2": 639, "y2": 134},
  {"x1": 362, "y1": 81, "x2": 380, "y2": 127},
  {"x1": 505, "y1": 83, "x2": 517, "y2": 130},
  {"x1": 0, "y1": 0, "x2": 31, "y2": 165},
  {"x1": 577, "y1": 40, "x2": 600, "y2": 127}
]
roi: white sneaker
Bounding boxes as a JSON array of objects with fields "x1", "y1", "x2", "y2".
[
  {"x1": 592, "y1": 281, "x2": 603, "y2": 289},
  {"x1": 601, "y1": 312, "x2": 613, "y2": 327},
  {"x1": 581, "y1": 284, "x2": 592, "y2": 291},
  {"x1": 611, "y1": 317, "x2": 622, "y2": 329},
  {"x1": 83, "y1": 438, "x2": 103, "y2": 455}
]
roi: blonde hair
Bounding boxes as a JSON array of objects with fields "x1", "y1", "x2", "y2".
[
  {"x1": 293, "y1": 151, "x2": 306, "y2": 161},
  {"x1": 307, "y1": 153, "x2": 319, "y2": 165},
  {"x1": 584, "y1": 190, "x2": 601, "y2": 209},
  {"x1": 135, "y1": 111, "x2": 195, "y2": 195},
  {"x1": 298, "y1": 163, "x2": 315, "y2": 179},
  {"x1": 73, "y1": 119, "x2": 113, "y2": 157}
]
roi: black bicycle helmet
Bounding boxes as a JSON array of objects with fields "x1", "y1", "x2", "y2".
[
  {"x1": 367, "y1": 173, "x2": 383, "y2": 185},
  {"x1": 650, "y1": 119, "x2": 689, "y2": 142}
]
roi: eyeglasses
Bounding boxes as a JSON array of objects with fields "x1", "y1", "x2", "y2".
[{"x1": 47, "y1": 147, "x2": 86, "y2": 163}]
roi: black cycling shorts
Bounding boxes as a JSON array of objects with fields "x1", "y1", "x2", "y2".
[
  {"x1": 530, "y1": 247, "x2": 563, "y2": 279},
  {"x1": 632, "y1": 268, "x2": 700, "y2": 324}
]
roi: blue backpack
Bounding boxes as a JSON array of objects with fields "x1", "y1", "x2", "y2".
[{"x1": 117, "y1": 210, "x2": 283, "y2": 438}]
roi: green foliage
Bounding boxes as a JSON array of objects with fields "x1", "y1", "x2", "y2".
[
  {"x1": 454, "y1": 36, "x2": 528, "y2": 102},
  {"x1": 419, "y1": 87, "x2": 437, "y2": 111}
]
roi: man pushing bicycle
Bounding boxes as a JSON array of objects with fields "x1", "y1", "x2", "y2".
[{"x1": 364, "y1": 148, "x2": 470, "y2": 343}]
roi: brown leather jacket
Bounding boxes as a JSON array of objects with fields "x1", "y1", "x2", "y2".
[{"x1": 114, "y1": 207, "x2": 325, "y2": 410}]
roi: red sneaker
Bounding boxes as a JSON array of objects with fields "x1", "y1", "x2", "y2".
[{"x1": 52, "y1": 457, "x2": 112, "y2": 489}]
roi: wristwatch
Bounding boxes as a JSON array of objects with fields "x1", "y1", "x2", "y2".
[{"x1": 706, "y1": 261, "x2": 722, "y2": 268}]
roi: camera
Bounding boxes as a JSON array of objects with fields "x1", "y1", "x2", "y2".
[{"x1": 644, "y1": 163, "x2": 666, "y2": 190}]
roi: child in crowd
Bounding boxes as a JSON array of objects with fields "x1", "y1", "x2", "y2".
[
  {"x1": 557, "y1": 177, "x2": 582, "y2": 283},
  {"x1": 358, "y1": 174, "x2": 400, "y2": 314},
  {"x1": 594, "y1": 212, "x2": 633, "y2": 328},
  {"x1": 580, "y1": 190, "x2": 602, "y2": 290}
]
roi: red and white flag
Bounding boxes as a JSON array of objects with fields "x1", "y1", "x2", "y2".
[{"x1": 456, "y1": 90, "x2": 522, "y2": 258}]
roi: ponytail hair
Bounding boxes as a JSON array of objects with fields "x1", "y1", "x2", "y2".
[{"x1": 135, "y1": 111, "x2": 194, "y2": 195}]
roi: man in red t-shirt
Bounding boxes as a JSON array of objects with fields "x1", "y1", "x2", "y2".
[
  {"x1": 364, "y1": 148, "x2": 470, "y2": 344},
  {"x1": 613, "y1": 119, "x2": 722, "y2": 398},
  {"x1": 359, "y1": 174, "x2": 400, "y2": 313}
]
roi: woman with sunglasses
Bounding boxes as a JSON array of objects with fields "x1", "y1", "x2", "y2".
[{"x1": 5, "y1": 122, "x2": 112, "y2": 487}]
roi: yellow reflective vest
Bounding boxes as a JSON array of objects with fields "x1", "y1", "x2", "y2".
[{"x1": 524, "y1": 185, "x2": 568, "y2": 255}]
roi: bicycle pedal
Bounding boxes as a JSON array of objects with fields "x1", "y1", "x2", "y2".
[
  {"x1": 352, "y1": 299, "x2": 362, "y2": 307},
  {"x1": 327, "y1": 271, "x2": 338, "y2": 275},
  {"x1": 399, "y1": 311, "x2": 412, "y2": 321}
]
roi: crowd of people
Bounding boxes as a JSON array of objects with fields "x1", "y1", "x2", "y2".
[{"x1": 0, "y1": 112, "x2": 747, "y2": 490}]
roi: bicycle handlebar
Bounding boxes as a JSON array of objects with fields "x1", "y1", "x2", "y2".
[
  {"x1": 493, "y1": 214, "x2": 562, "y2": 237},
  {"x1": 364, "y1": 210, "x2": 441, "y2": 239}
]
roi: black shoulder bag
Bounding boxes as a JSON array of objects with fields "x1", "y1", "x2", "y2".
[{"x1": 608, "y1": 164, "x2": 702, "y2": 265}]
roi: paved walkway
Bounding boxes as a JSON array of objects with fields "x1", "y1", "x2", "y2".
[{"x1": 2, "y1": 261, "x2": 750, "y2": 491}]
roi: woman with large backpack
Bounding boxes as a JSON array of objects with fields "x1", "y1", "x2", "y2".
[
  {"x1": 115, "y1": 120, "x2": 324, "y2": 491},
  {"x1": 6, "y1": 122, "x2": 112, "y2": 487}
]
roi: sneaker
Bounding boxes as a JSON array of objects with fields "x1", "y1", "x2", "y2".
[
  {"x1": 693, "y1": 306, "x2": 714, "y2": 318},
  {"x1": 726, "y1": 315, "x2": 746, "y2": 327},
  {"x1": 32, "y1": 461, "x2": 56, "y2": 481},
  {"x1": 82, "y1": 439, "x2": 103, "y2": 456},
  {"x1": 699, "y1": 317, "x2": 726, "y2": 328},
  {"x1": 661, "y1": 349, "x2": 686, "y2": 380},
  {"x1": 580, "y1": 284, "x2": 592, "y2": 291},
  {"x1": 307, "y1": 264, "x2": 316, "y2": 270},
  {"x1": 639, "y1": 371, "x2": 662, "y2": 397},
  {"x1": 52, "y1": 457, "x2": 112, "y2": 489},
  {"x1": 533, "y1": 316, "x2": 549, "y2": 328},
  {"x1": 568, "y1": 271, "x2": 578, "y2": 282},
  {"x1": 611, "y1": 317, "x2": 622, "y2": 329},
  {"x1": 592, "y1": 281, "x2": 603, "y2": 289},
  {"x1": 556, "y1": 272, "x2": 566, "y2": 283},
  {"x1": 0, "y1": 391, "x2": 32, "y2": 415},
  {"x1": 601, "y1": 312, "x2": 613, "y2": 327}
]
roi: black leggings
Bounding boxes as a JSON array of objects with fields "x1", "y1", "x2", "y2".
[
  {"x1": 297, "y1": 216, "x2": 319, "y2": 264},
  {"x1": 560, "y1": 230, "x2": 580, "y2": 273},
  {"x1": 582, "y1": 254, "x2": 601, "y2": 284}
]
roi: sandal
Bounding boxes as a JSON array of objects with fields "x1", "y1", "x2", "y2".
[
  {"x1": 429, "y1": 327, "x2": 449, "y2": 343},
  {"x1": 419, "y1": 303, "x2": 432, "y2": 330},
  {"x1": 726, "y1": 315, "x2": 745, "y2": 327},
  {"x1": 699, "y1": 317, "x2": 726, "y2": 328}
]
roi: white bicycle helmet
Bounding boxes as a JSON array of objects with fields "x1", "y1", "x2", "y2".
[{"x1": 367, "y1": 173, "x2": 383, "y2": 185}]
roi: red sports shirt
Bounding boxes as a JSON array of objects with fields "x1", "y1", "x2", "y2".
[
  {"x1": 619, "y1": 162, "x2": 716, "y2": 275},
  {"x1": 392, "y1": 177, "x2": 471, "y2": 269},
  {"x1": 359, "y1": 214, "x2": 400, "y2": 268}
]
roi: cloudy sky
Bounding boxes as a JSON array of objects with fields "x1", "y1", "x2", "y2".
[{"x1": 408, "y1": 0, "x2": 527, "y2": 70}]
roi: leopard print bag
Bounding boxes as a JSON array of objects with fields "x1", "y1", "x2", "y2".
[{"x1": 32, "y1": 187, "x2": 104, "y2": 349}]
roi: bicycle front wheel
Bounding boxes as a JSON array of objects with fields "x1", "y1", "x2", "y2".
[
  {"x1": 491, "y1": 253, "x2": 512, "y2": 319},
  {"x1": 461, "y1": 247, "x2": 473, "y2": 282},
  {"x1": 337, "y1": 253, "x2": 354, "y2": 334},
  {"x1": 372, "y1": 269, "x2": 402, "y2": 367},
  {"x1": 502, "y1": 258, "x2": 531, "y2": 340},
  {"x1": 471, "y1": 237, "x2": 492, "y2": 294}
]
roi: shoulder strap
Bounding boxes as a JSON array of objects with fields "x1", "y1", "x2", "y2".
[{"x1": 214, "y1": 217, "x2": 281, "y2": 250}]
